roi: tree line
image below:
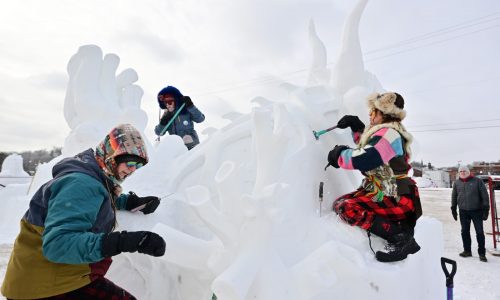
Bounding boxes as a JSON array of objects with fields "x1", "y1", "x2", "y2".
[{"x1": 0, "y1": 147, "x2": 62, "y2": 175}]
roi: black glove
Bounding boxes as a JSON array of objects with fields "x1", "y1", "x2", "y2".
[
  {"x1": 337, "y1": 115, "x2": 365, "y2": 132},
  {"x1": 101, "y1": 231, "x2": 166, "y2": 257},
  {"x1": 483, "y1": 210, "x2": 489, "y2": 221},
  {"x1": 160, "y1": 111, "x2": 174, "y2": 125},
  {"x1": 126, "y1": 192, "x2": 160, "y2": 214},
  {"x1": 182, "y1": 96, "x2": 193, "y2": 107},
  {"x1": 326, "y1": 145, "x2": 349, "y2": 170},
  {"x1": 451, "y1": 209, "x2": 457, "y2": 221}
]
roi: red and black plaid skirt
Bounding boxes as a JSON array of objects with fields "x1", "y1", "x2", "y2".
[{"x1": 333, "y1": 187, "x2": 420, "y2": 230}]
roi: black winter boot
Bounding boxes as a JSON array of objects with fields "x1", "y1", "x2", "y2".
[
  {"x1": 375, "y1": 229, "x2": 421, "y2": 263},
  {"x1": 459, "y1": 251, "x2": 472, "y2": 257},
  {"x1": 368, "y1": 215, "x2": 404, "y2": 240}
]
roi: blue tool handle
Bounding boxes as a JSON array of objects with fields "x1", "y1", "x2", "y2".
[
  {"x1": 447, "y1": 287, "x2": 453, "y2": 300},
  {"x1": 160, "y1": 103, "x2": 186, "y2": 137}
]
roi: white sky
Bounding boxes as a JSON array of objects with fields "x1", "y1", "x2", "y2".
[{"x1": 1, "y1": 0, "x2": 500, "y2": 168}]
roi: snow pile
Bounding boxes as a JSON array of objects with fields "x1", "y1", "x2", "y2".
[
  {"x1": 0, "y1": 154, "x2": 29, "y2": 178},
  {"x1": 414, "y1": 177, "x2": 435, "y2": 188},
  {"x1": 0, "y1": 184, "x2": 30, "y2": 242},
  {"x1": 0, "y1": 0, "x2": 445, "y2": 299},
  {"x1": 0, "y1": 154, "x2": 31, "y2": 186}
]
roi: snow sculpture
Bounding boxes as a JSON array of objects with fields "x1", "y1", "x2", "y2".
[
  {"x1": 0, "y1": 154, "x2": 30, "y2": 177},
  {"x1": 0, "y1": 153, "x2": 31, "y2": 188},
  {"x1": 106, "y1": 0, "x2": 442, "y2": 299},
  {"x1": 12, "y1": 0, "x2": 444, "y2": 299},
  {"x1": 307, "y1": 20, "x2": 330, "y2": 86},
  {"x1": 28, "y1": 44, "x2": 152, "y2": 194},
  {"x1": 63, "y1": 45, "x2": 149, "y2": 156},
  {"x1": 330, "y1": 0, "x2": 383, "y2": 123},
  {"x1": 0, "y1": 153, "x2": 32, "y2": 187}
]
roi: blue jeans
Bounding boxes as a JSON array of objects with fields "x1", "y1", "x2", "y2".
[{"x1": 459, "y1": 209, "x2": 485, "y2": 256}]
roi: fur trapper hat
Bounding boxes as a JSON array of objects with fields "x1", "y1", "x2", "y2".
[{"x1": 367, "y1": 92, "x2": 406, "y2": 120}]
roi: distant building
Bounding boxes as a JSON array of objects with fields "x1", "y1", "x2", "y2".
[
  {"x1": 470, "y1": 161, "x2": 500, "y2": 176},
  {"x1": 422, "y1": 169, "x2": 451, "y2": 188},
  {"x1": 445, "y1": 161, "x2": 500, "y2": 182}
]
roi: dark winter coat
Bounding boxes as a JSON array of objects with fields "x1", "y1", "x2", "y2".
[
  {"x1": 1, "y1": 149, "x2": 130, "y2": 299},
  {"x1": 155, "y1": 85, "x2": 205, "y2": 149},
  {"x1": 451, "y1": 176, "x2": 490, "y2": 212}
]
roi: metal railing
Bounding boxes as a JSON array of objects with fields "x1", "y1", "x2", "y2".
[{"x1": 487, "y1": 177, "x2": 500, "y2": 250}]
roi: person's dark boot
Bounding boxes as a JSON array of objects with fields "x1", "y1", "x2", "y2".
[
  {"x1": 459, "y1": 251, "x2": 472, "y2": 257},
  {"x1": 479, "y1": 255, "x2": 487, "y2": 262},
  {"x1": 375, "y1": 230, "x2": 421, "y2": 262},
  {"x1": 368, "y1": 216, "x2": 403, "y2": 240},
  {"x1": 368, "y1": 216, "x2": 420, "y2": 262}
]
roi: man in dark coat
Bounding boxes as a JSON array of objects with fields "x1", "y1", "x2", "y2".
[{"x1": 451, "y1": 165, "x2": 490, "y2": 262}]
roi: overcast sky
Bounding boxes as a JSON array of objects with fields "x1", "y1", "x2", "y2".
[{"x1": 1, "y1": 0, "x2": 499, "y2": 168}]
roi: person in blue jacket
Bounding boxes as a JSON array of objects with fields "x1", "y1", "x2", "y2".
[
  {"x1": 154, "y1": 86, "x2": 205, "y2": 150},
  {"x1": 1, "y1": 124, "x2": 165, "y2": 300}
]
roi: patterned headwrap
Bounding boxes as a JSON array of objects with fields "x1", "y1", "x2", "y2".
[{"x1": 95, "y1": 124, "x2": 148, "y2": 185}]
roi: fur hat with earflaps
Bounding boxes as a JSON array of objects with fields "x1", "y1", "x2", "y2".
[{"x1": 367, "y1": 92, "x2": 406, "y2": 120}]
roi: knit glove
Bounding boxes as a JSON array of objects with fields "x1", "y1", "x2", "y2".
[
  {"x1": 337, "y1": 115, "x2": 365, "y2": 132},
  {"x1": 483, "y1": 210, "x2": 489, "y2": 221},
  {"x1": 101, "y1": 231, "x2": 166, "y2": 257},
  {"x1": 326, "y1": 145, "x2": 349, "y2": 170},
  {"x1": 182, "y1": 96, "x2": 194, "y2": 108},
  {"x1": 125, "y1": 192, "x2": 161, "y2": 214},
  {"x1": 451, "y1": 209, "x2": 457, "y2": 221},
  {"x1": 160, "y1": 111, "x2": 174, "y2": 125}
]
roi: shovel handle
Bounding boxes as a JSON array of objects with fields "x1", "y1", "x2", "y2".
[{"x1": 441, "y1": 257, "x2": 457, "y2": 289}]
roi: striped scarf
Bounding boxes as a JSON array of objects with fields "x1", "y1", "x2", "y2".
[{"x1": 358, "y1": 122, "x2": 413, "y2": 202}]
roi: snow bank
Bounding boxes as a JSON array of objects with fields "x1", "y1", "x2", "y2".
[{"x1": 0, "y1": 154, "x2": 31, "y2": 186}]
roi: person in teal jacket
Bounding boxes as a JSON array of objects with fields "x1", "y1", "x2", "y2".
[
  {"x1": 2, "y1": 124, "x2": 165, "y2": 300},
  {"x1": 154, "y1": 85, "x2": 205, "y2": 150}
]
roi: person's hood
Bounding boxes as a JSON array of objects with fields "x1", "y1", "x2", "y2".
[
  {"x1": 52, "y1": 149, "x2": 109, "y2": 185},
  {"x1": 157, "y1": 85, "x2": 183, "y2": 109},
  {"x1": 94, "y1": 124, "x2": 148, "y2": 185}
]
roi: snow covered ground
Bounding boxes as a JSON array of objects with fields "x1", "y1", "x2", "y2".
[
  {"x1": 1, "y1": 187, "x2": 499, "y2": 299},
  {"x1": 419, "y1": 188, "x2": 500, "y2": 300}
]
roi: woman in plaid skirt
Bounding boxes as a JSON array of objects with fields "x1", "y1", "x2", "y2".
[{"x1": 326, "y1": 92, "x2": 422, "y2": 262}]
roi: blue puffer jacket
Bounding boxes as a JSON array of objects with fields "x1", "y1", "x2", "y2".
[
  {"x1": 154, "y1": 87, "x2": 204, "y2": 149},
  {"x1": 154, "y1": 105, "x2": 205, "y2": 147}
]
